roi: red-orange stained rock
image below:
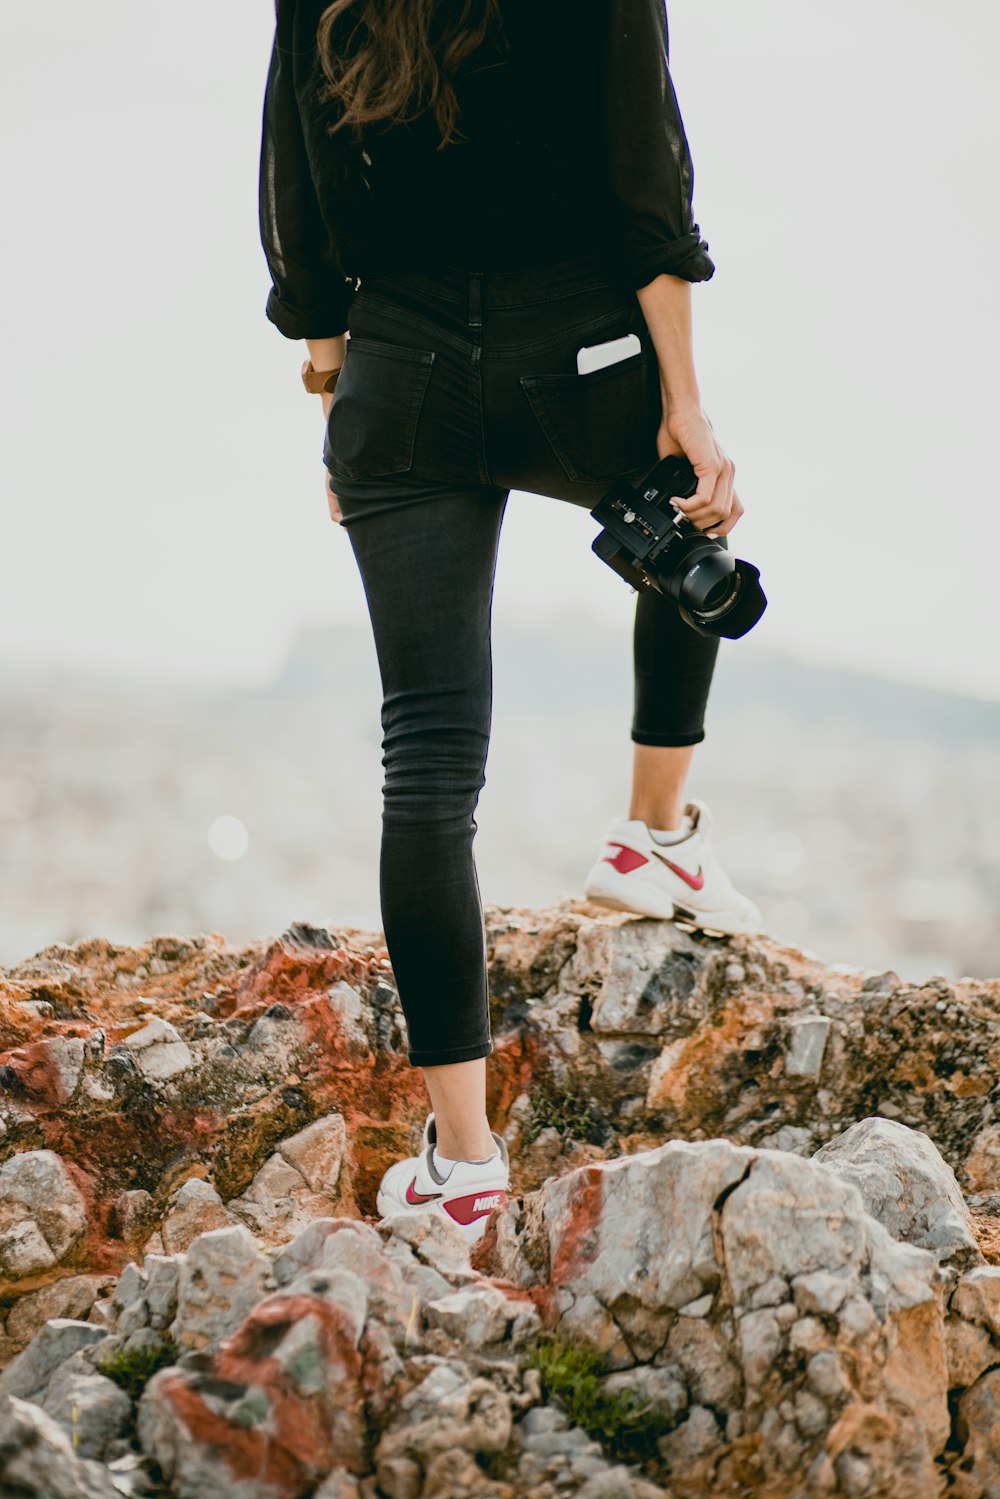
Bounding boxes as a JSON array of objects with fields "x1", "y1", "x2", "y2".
[
  {"x1": 157, "y1": 1294, "x2": 369, "y2": 1491},
  {"x1": 550, "y1": 1165, "x2": 605, "y2": 1288}
]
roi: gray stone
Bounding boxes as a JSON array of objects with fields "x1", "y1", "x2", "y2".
[
  {"x1": 160, "y1": 1177, "x2": 234, "y2": 1254},
  {"x1": 783, "y1": 1014, "x2": 832, "y2": 1078},
  {"x1": 5, "y1": 1275, "x2": 111, "y2": 1346},
  {"x1": 281, "y1": 1267, "x2": 368, "y2": 1348},
  {"x1": 318, "y1": 1224, "x2": 413, "y2": 1341},
  {"x1": 575, "y1": 1468, "x2": 643, "y2": 1499},
  {"x1": 793, "y1": 1387, "x2": 830, "y2": 1439},
  {"x1": 120, "y1": 1017, "x2": 193, "y2": 1080},
  {"x1": 116, "y1": 1260, "x2": 147, "y2": 1302},
  {"x1": 945, "y1": 1315, "x2": 996, "y2": 1389},
  {"x1": 757, "y1": 1124, "x2": 815, "y2": 1155},
  {"x1": 664, "y1": 1317, "x2": 742, "y2": 1412},
  {"x1": 737, "y1": 1307, "x2": 784, "y2": 1389},
  {"x1": 563, "y1": 921, "x2": 707, "y2": 1037},
  {"x1": 952, "y1": 1265, "x2": 1000, "y2": 1338},
  {"x1": 0, "y1": 1218, "x2": 57, "y2": 1277},
  {"x1": 327, "y1": 982, "x2": 370, "y2": 1051},
  {"x1": 521, "y1": 1425, "x2": 602, "y2": 1458},
  {"x1": 313, "y1": 1471, "x2": 363, "y2": 1499},
  {"x1": 229, "y1": 1119, "x2": 350, "y2": 1245},
  {"x1": 0, "y1": 1150, "x2": 88, "y2": 1277},
  {"x1": 0, "y1": 1394, "x2": 124, "y2": 1499},
  {"x1": 602, "y1": 1364, "x2": 687, "y2": 1416},
  {"x1": 0, "y1": 1319, "x2": 108, "y2": 1400},
  {"x1": 380, "y1": 1209, "x2": 472, "y2": 1277},
  {"x1": 812, "y1": 1115, "x2": 982, "y2": 1268},
  {"x1": 227, "y1": 1152, "x2": 312, "y2": 1239},
  {"x1": 805, "y1": 1348, "x2": 850, "y2": 1403},
  {"x1": 721, "y1": 1152, "x2": 869, "y2": 1304},
  {"x1": 113, "y1": 1189, "x2": 158, "y2": 1246},
  {"x1": 957, "y1": 1366, "x2": 1000, "y2": 1494},
  {"x1": 677, "y1": 1292, "x2": 714, "y2": 1317},
  {"x1": 36, "y1": 1037, "x2": 86, "y2": 1101},
  {"x1": 519, "y1": 1405, "x2": 568, "y2": 1436},
  {"x1": 424, "y1": 1283, "x2": 536, "y2": 1348},
  {"x1": 496, "y1": 1137, "x2": 755, "y2": 1358},
  {"x1": 657, "y1": 1403, "x2": 722, "y2": 1467},
  {"x1": 170, "y1": 1224, "x2": 271, "y2": 1350},
  {"x1": 271, "y1": 1217, "x2": 357, "y2": 1284},
  {"x1": 39, "y1": 1366, "x2": 133, "y2": 1460},
  {"x1": 377, "y1": 1359, "x2": 512, "y2": 1469},
  {"x1": 381, "y1": 1239, "x2": 454, "y2": 1308},
  {"x1": 143, "y1": 1253, "x2": 182, "y2": 1331},
  {"x1": 791, "y1": 1269, "x2": 852, "y2": 1317}
]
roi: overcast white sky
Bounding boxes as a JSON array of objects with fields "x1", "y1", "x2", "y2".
[{"x1": 2, "y1": 1, "x2": 998, "y2": 697}]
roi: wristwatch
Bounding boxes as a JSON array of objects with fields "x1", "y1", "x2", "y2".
[{"x1": 301, "y1": 358, "x2": 343, "y2": 395}]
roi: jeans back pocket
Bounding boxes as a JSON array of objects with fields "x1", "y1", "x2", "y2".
[
  {"x1": 324, "y1": 338, "x2": 435, "y2": 481},
  {"x1": 519, "y1": 330, "x2": 661, "y2": 484}
]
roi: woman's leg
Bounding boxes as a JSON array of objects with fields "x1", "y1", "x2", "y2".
[
  {"x1": 421, "y1": 1058, "x2": 495, "y2": 1159},
  {"x1": 338, "y1": 478, "x2": 508, "y2": 1151},
  {"x1": 630, "y1": 743, "x2": 695, "y2": 829},
  {"x1": 629, "y1": 583, "x2": 721, "y2": 820}
]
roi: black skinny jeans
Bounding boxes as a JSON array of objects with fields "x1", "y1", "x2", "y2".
[{"x1": 323, "y1": 251, "x2": 720, "y2": 1067}]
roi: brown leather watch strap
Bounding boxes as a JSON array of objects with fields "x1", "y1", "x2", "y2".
[{"x1": 301, "y1": 359, "x2": 344, "y2": 395}]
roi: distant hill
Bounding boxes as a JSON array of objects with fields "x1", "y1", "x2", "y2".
[{"x1": 261, "y1": 619, "x2": 1000, "y2": 745}]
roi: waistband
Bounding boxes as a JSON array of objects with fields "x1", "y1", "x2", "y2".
[{"x1": 355, "y1": 250, "x2": 633, "y2": 311}]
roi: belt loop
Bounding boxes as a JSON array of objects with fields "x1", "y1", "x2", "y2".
[{"x1": 469, "y1": 270, "x2": 482, "y2": 329}]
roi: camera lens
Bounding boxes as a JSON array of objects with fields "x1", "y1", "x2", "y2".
[{"x1": 695, "y1": 572, "x2": 743, "y2": 620}]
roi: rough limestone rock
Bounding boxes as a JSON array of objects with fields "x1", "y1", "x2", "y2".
[
  {"x1": 374, "y1": 1358, "x2": 513, "y2": 1490},
  {"x1": 0, "y1": 1393, "x2": 123, "y2": 1498},
  {"x1": 120, "y1": 1015, "x2": 194, "y2": 1079},
  {"x1": 229, "y1": 1111, "x2": 349, "y2": 1239},
  {"x1": 38, "y1": 1360, "x2": 133, "y2": 1461},
  {"x1": 0, "y1": 1318, "x2": 108, "y2": 1400},
  {"x1": 170, "y1": 1223, "x2": 273, "y2": 1351},
  {"x1": 0, "y1": 1150, "x2": 88, "y2": 1282},
  {"x1": 5, "y1": 1273, "x2": 113, "y2": 1346},
  {"x1": 812, "y1": 1114, "x2": 983, "y2": 1268},
  {"x1": 488, "y1": 1137, "x2": 951, "y2": 1496},
  {"x1": 138, "y1": 1279, "x2": 374, "y2": 1496},
  {"x1": 1, "y1": 903, "x2": 1000, "y2": 1494},
  {"x1": 161, "y1": 1176, "x2": 237, "y2": 1254}
]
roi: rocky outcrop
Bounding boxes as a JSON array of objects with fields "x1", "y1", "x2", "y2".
[{"x1": 1, "y1": 902, "x2": 999, "y2": 1496}]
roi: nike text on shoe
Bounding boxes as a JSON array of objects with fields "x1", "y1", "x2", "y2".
[
  {"x1": 376, "y1": 1110, "x2": 511, "y2": 1246},
  {"x1": 582, "y1": 798, "x2": 763, "y2": 938}
]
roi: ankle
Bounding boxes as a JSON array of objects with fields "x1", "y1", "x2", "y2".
[
  {"x1": 435, "y1": 1123, "x2": 496, "y2": 1161},
  {"x1": 630, "y1": 805, "x2": 684, "y2": 830}
]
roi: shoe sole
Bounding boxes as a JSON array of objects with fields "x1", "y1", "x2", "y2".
[{"x1": 583, "y1": 871, "x2": 761, "y2": 939}]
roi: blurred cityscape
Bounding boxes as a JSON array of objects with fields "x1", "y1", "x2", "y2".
[{"x1": 2, "y1": 616, "x2": 998, "y2": 982}]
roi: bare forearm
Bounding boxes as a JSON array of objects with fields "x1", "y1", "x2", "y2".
[
  {"x1": 305, "y1": 334, "x2": 347, "y2": 420},
  {"x1": 305, "y1": 334, "x2": 347, "y2": 374},
  {"x1": 635, "y1": 273, "x2": 701, "y2": 413}
]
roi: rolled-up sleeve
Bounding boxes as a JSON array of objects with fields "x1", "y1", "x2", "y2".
[
  {"x1": 602, "y1": 0, "x2": 715, "y2": 288},
  {"x1": 258, "y1": 2, "x2": 355, "y2": 339}
]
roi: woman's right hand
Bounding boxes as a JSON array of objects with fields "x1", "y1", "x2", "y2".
[
  {"x1": 321, "y1": 389, "x2": 343, "y2": 524},
  {"x1": 655, "y1": 404, "x2": 743, "y2": 538}
]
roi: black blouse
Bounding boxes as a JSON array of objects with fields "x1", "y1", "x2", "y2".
[{"x1": 259, "y1": 0, "x2": 715, "y2": 341}]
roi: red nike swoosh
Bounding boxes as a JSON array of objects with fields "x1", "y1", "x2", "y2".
[
  {"x1": 649, "y1": 847, "x2": 705, "y2": 890},
  {"x1": 405, "y1": 1177, "x2": 443, "y2": 1205}
]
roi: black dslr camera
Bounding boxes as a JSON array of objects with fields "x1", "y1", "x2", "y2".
[{"x1": 590, "y1": 454, "x2": 767, "y2": 639}]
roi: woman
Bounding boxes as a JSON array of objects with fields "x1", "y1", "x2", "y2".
[{"x1": 259, "y1": 0, "x2": 762, "y2": 1243}]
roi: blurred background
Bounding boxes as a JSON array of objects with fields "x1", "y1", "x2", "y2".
[{"x1": 1, "y1": 1, "x2": 997, "y2": 979}]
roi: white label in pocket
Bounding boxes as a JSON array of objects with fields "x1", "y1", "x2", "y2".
[{"x1": 576, "y1": 332, "x2": 642, "y2": 375}]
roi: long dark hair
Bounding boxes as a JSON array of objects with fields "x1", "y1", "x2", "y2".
[{"x1": 316, "y1": 0, "x2": 507, "y2": 152}]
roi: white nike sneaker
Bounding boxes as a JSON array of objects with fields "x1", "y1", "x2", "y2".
[
  {"x1": 583, "y1": 797, "x2": 763, "y2": 937},
  {"x1": 376, "y1": 1110, "x2": 511, "y2": 1246}
]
